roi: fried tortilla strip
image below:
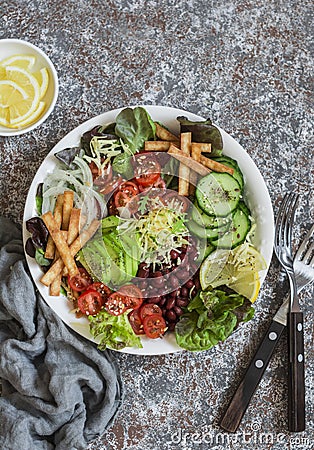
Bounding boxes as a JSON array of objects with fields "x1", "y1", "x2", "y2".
[
  {"x1": 62, "y1": 210, "x2": 85, "y2": 277},
  {"x1": 200, "y1": 155, "x2": 234, "y2": 175},
  {"x1": 44, "y1": 194, "x2": 64, "y2": 259},
  {"x1": 40, "y1": 219, "x2": 100, "y2": 287},
  {"x1": 190, "y1": 145, "x2": 202, "y2": 196},
  {"x1": 178, "y1": 132, "x2": 192, "y2": 196},
  {"x1": 191, "y1": 142, "x2": 212, "y2": 154},
  {"x1": 49, "y1": 249, "x2": 61, "y2": 296},
  {"x1": 155, "y1": 122, "x2": 179, "y2": 141},
  {"x1": 67, "y1": 208, "x2": 81, "y2": 245},
  {"x1": 42, "y1": 211, "x2": 78, "y2": 278},
  {"x1": 62, "y1": 190, "x2": 74, "y2": 231},
  {"x1": 49, "y1": 231, "x2": 68, "y2": 296},
  {"x1": 144, "y1": 140, "x2": 180, "y2": 151},
  {"x1": 168, "y1": 145, "x2": 210, "y2": 176}
]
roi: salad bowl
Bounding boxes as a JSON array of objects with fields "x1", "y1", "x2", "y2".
[{"x1": 23, "y1": 105, "x2": 274, "y2": 355}]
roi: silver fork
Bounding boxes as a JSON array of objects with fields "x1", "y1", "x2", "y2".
[
  {"x1": 274, "y1": 192, "x2": 305, "y2": 432},
  {"x1": 220, "y1": 199, "x2": 313, "y2": 433}
]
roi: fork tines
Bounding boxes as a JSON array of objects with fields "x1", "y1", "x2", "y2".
[
  {"x1": 275, "y1": 192, "x2": 300, "y2": 260},
  {"x1": 295, "y1": 223, "x2": 314, "y2": 266}
]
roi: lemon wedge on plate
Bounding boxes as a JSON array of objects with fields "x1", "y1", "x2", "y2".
[{"x1": 199, "y1": 243, "x2": 266, "y2": 302}]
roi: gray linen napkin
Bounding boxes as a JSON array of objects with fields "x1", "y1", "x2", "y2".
[{"x1": 0, "y1": 217, "x2": 123, "y2": 450}]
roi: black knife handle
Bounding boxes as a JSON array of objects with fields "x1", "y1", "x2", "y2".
[
  {"x1": 219, "y1": 320, "x2": 285, "y2": 432},
  {"x1": 288, "y1": 311, "x2": 305, "y2": 431}
]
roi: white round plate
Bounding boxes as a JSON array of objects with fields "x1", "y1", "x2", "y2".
[{"x1": 23, "y1": 105, "x2": 274, "y2": 355}]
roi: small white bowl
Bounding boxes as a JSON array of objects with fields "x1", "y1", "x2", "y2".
[{"x1": 0, "y1": 38, "x2": 59, "y2": 136}]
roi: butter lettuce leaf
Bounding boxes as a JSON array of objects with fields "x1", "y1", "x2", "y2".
[
  {"x1": 115, "y1": 106, "x2": 156, "y2": 153},
  {"x1": 175, "y1": 288, "x2": 254, "y2": 351},
  {"x1": 89, "y1": 309, "x2": 142, "y2": 351}
]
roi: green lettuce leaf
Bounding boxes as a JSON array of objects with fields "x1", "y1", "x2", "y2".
[
  {"x1": 177, "y1": 116, "x2": 223, "y2": 156},
  {"x1": 175, "y1": 288, "x2": 254, "y2": 351},
  {"x1": 115, "y1": 107, "x2": 156, "y2": 153},
  {"x1": 88, "y1": 309, "x2": 142, "y2": 350}
]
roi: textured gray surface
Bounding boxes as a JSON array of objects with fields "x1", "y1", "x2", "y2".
[{"x1": 1, "y1": 1, "x2": 313, "y2": 449}]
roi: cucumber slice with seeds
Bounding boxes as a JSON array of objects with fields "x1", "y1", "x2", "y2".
[
  {"x1": 211, "y1": 207, "x2": 251, "y2": 248},
  {"x1": 211, "y1": 156, "x2": 244, "y2": 189},
  {"x1": 196, "y1": 172, "x2": 241, "y2": 217}
]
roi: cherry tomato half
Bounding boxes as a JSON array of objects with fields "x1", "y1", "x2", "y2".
[
  {"x1": 88, "y1": 282, "x2": 112, "y2": 302},
  {"x1": 68, "y1": 267, "x2": 93, "y2": 292},
  {"x1": 139, "y1": 303, "x2": 163, "y2": 321},
  {"x1": 133, "y1": 153, "x2": 161, "y2": 187},
  {"x1": 105, "y1": 292, "x2": 128, "y2": 316},
  {"x1": 77, "y1": 289, "x2": 103, "y2": 316},
  {"x1": 128, "y1": 309, "x2": 145, "y2": 335},
  {"x1": 99, "y1": 176, "x2": 123, "y2": 195},
  {"x1": 163, "y1": 191, "x2": 189, "y2": 214},
  {"x1": 119, "y1": 181, "x2": 139, "y2": 197},
  {"x1": 119, "y1": 284, "x2": 143, "y2": 310},
  {"x1": 91, "y1": 162, "x2": 113, "y2": 187},
  {"x1": 143, "y1": 314, "x2": 167, "y2": 339}
]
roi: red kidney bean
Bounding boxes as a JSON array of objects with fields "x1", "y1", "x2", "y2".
[
  {"x1": 184, "y1": 279, "x2": 194, "y2": 289},
  {"x1": 147, "y1": 296, "x2": 162, "y2": 304},
  {"x1": 170, "y1": 249, "x2": 180, "y2": 260},
  {"x1": 190, "y1": 287, "x2": 197, "y2": 298},
  {"x1": 152, "y1": 271, "x2": 163, "y2": 278},
  {"x1": 167, "y1": 322, "x2": 176, "y2": 331},
  {"x1": 138, "y1": 267, "x2": 149, "y2": 278},
  {"x1": 180, "y1": 287, "x2": 188, "y2": 298},
  {"x1": 169, "y1": 275, "x2": 180, "y2": 289},
  {"x1": 166, "y1": 297, "x2": 176, "y2": 310},
  {"x1": 173, "y1": 306, "x2": 183, "y2": 316},
  {"x1": 194, "y1": 277, "x2": 201, "y2": 291},
  {"x1": 176, "y1": 269, "x2": 189, "y2": 281},
  {"x1": 152, "y1": 277, "x2": 164, "y2": 288},
  {"x1": 176, "y1": 297, "x2": 189, "y2": 308},
  {"x1": 159, "y1": 297, "x2": 167, "y2": 307},
  {"x1": 166, "y1": 309, "x2": 177, "y2": 322}
]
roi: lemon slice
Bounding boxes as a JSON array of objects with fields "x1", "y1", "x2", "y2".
[
  {"x1": 33, "y1": 67, "x2": 49, "y2": 98},
  {"x1": 200, "y1": 243, "x2": 266, "y2": 302},
  {"x1": 0, "y1": 106, "x2": 10, "y2": 126},
  {"x1": 229, "y1": 271, "x2": 261, "y2": 303},
  {"x1": 0, "y1": 54, "x2": 36, "y2": 70},
  {"x1": 4, "y1": 65, "x2": 41, "y2": 125},
  {"x1": 0, "y1": 67, "x2": 6, "y2": 80},
  {"x1": 7, "y1": 101, "x2": 46, "y2": 129},
  {"x1": 0, "y1": 80, "x2": 28, "y2": 107}
]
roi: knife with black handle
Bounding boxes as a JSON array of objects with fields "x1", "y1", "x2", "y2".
[{"x1": 219, "y1": 296, "x2": 289, "y2": 433}]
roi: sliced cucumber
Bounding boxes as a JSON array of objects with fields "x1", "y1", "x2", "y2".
[
  {"x1": 188, "y1": 220, "x2": 230, "y2": 240},
  {"x1": 211, "y1": 156, "x2": 244, "y2": 189},
  {"x1": 196, "y1": 172, "x2": 241, "y2": 217},
  {"x1": 211, "y1": 207, "x2": 251, "y2": 249},
  {"x1": 192, "y1": 201, "x2": 232, "y2": 229}
]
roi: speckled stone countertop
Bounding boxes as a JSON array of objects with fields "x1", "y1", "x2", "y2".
[{"x1": 1, "y1": 1, "x2": 313, "y2": 449}]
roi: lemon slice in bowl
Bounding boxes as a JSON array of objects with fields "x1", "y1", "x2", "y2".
[
  {"x1": 33, "y1": 67, "x2": 49, "y2": 99},
  {"x1": 0, "y1": 80, "x2": 28, "y2": 107},
  {"x1": 8, "y1": 101, "x2": 46, "y2": 129},
  {"x1": 0, "y1": 54, "x2": 36, "y2": 70},
  {"x1": 199, "y1": 243, "x2": 266, "y2": 302},
  {"x1": 4, "y1": 65, "x2": 41, "y2": 125}
]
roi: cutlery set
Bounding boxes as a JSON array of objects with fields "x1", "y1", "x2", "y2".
[{"x1": 220, "y1": 193, "x2": 313, "y2": 433}]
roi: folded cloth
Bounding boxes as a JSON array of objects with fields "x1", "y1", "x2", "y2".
[{"x1": 0, "y1": 217, "x2": 123, "y2": 450}]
